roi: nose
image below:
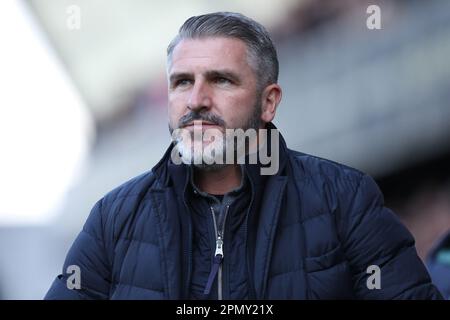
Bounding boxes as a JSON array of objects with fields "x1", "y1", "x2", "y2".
[{"x1": 187, "y1": 79, "x2": 212, "y2": 112}]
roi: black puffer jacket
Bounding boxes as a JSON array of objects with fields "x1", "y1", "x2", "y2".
[{"x1": 45, "y1": 124, "x2": 442, "y2": 299}]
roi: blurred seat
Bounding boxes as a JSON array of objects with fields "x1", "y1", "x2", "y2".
[{"x1": 427, "y1": 230, "x2": 450, "y2": 299}]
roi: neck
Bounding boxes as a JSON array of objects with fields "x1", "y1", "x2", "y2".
[{"x1": 193, "y1": 164, "x2": 242, "y2": 195}]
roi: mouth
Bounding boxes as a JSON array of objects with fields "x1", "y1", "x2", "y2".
[{"x1": 183, "y1": 121, "x2": 221, "y2": 129}]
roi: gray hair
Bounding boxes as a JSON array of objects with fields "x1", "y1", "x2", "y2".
[{"x1": 167, "y1": 12, "x2": 279, "y2": 90}]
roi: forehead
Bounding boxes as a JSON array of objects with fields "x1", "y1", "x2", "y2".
[{"x1": 169, "y1": 37, "x2": 252, "y2": 73}]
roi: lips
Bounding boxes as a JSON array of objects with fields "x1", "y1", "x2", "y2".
[{"x1": 184, "y1": 121, "x2": 220, "y2": 128}]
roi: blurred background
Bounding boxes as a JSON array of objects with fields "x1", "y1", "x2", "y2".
[{"x1": 0, "y1": 0, "x2": 449, "y2": 299}]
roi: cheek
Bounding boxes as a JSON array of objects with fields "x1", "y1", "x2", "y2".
[
  {"x1": 168, "y1": 95, "x2": 186, "y2": 127},
  {"x1": 222, "y1": 94, "x2": 257, "y2": 127}
]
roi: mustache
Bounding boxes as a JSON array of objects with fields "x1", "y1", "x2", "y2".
[{"x1": 178, "y1": 111, "x2": 226, "y2": 128}]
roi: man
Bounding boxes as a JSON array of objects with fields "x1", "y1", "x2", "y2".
[{"x1": 45, "y1": 12, "x2": 442, "y2": 300}]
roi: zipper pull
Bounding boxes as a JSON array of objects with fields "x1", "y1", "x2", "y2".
[
  {"x1": 215, "y1": 236, "x2": 224, "y2": 257},
  {"x1": 203, "y1": 236, "x2": 224, "y2": 296}
]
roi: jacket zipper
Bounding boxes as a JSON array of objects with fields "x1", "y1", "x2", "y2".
[{"x1": 203, "y1": 204, "x2": 230, "y2": 299}]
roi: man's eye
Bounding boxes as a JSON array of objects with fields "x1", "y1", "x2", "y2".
[
  {"x1": 214, "y1": 77, "x2": 232, "y2": 85},
  {"x1": 175, "y1": 79, "x2": 192, "y2": 87}
]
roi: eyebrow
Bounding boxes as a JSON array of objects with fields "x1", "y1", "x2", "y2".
[
  {"x1": 169, "y1": 69, "x2": 241, "y2": 85},
  {"x1": 206, "y1": 70, "x2": 241, "y2": 84},
  {"x1": 169, "y1": 72, "x2": 192, "y2": 85}
]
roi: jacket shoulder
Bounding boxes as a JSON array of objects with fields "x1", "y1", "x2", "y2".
[
  {"x1": 101, "y1": 169, "x2": 159, "y2": 205},
  {"x1": 86, "y1": 169, "x2": 161, "y2": 234},
  {"x1": 287, "y1": 149, "x2": 365, "y2": 185},
  {"x1": 286, "y1": 149, "x2": 376, "y2": 222}
]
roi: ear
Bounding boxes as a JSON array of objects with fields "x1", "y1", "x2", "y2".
[{"x1": 260, "y1": 84, "x2": 282, "y2": 124}]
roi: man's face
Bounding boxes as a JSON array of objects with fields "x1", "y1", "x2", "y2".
[{"x1": 167, "y1": 37, "x2": 262, "y2": 167}]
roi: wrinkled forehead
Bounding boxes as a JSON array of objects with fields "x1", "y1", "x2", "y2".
[{"x1": 167, "y1": 37, "x2": 254, "y2": 74}]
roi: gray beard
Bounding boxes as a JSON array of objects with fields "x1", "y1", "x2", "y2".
[{"x1": 170, "y1": 100, "x2": 262, "y2": 171}]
